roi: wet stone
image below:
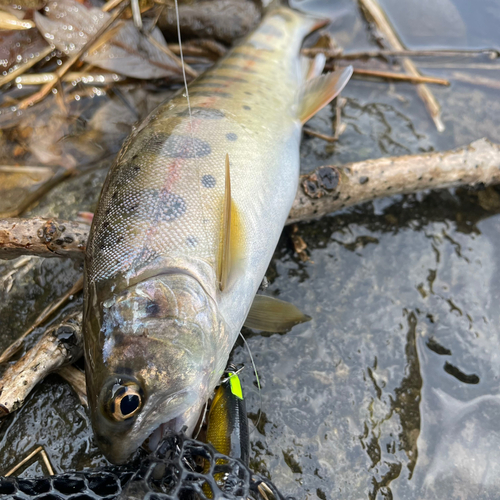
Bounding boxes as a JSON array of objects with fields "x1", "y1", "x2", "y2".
[{"x1": 201, "y1": 175, "x2": 216, "y2": 188}]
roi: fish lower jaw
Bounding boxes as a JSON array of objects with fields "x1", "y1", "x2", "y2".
[
  {"x1": 144, "y1": 406, "x2": 201, "y2": 453},
  {"x1": 145, "y1": 418, "x2": 182, "y2": 452}
]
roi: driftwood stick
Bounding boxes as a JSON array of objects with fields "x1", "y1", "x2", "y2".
[
  {"x1": 0, "y1": 275, "x2": 83, "y2": 364},
  {"x1": 287, "y1": 138, "x2": 500, "y2": 223},
  {"x1": 0, "y1": 217, "x2": 89, "y2": 260},
  {"x1": 0, "y1": 312, "x2": 83, "y2": 417},
  {"x1": 357, "y1": 0, "x2": 445, "y2": 132},
  {"x1": 0, "y1": 139, "x2": 500, "y2": 256},
  {"x1": 57, "y1": 365, "x2": 87, "y2": 407}
]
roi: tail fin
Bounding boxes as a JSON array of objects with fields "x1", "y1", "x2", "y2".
[{"x1": 269, "y1": 6, "x2": 330, "y2": 38}]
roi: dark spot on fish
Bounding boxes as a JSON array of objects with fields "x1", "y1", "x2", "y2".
[
  {"x1": 444, "y1": 362, "x2": 480, "y2": 384},
  {"x1": 145, "y1": 300, "x2": 160, "y2": 316},
  {"x1": 218, "y1": 63, "x2": 257, "y2": 74},
  {"x1": 204, "y1": 74, "x2": 248, "y2": 83},
  {"x1": 189, "y1": 91, "x2": 232, "y2": 99},
  {"x1": 201, "y1": 174, "x2": 216, "y2": 188},
  {"x1": 146, "y1": 134, "x2": 211, "y2": 158},
  {"x1": 177, "y1": 107, "x2": 225, "y2": 119},
  {"x1": 243, "y1": 105, "x2": 251, "y2": 110},
  {"x1": 226, "y1": 133, "x2": 238, "y2": 141},
  {"x1": 186, "y1": 235, "x2": 197, "y2": 248},
  {"x1": 228, "y1": 52, "x2": 265, "y2": 62},
  {"x1": 63, "y1": 236, "x2": 74, "y2": 243},
  {"x1": 133, "y1": 165, "x2": 140, "y2": 173},
  {"x1": 156, "y1": 191, "x2": 187, "y2": 222},
  {"x1": 258, "y1": 24, "x2": 284, "y2": 37},
  {"x1": 96, "y1": 226, "x2": 118, "y2": 251},
  {"x1": 359, "y1": 176, "x2": 369, "y2": 185},
  {"x1": 126, "y1": 203, "x2": 139, "y2": 213},
  {"x1": 245, "y1": 91, "x2": 252, "y2": 95},
  {"x1": 55, "y1": 239, "x2": 64, "y2": 246}
]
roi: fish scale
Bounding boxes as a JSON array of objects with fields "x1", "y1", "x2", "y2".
[{"x1": 84, "y1": 6, "x2": 352, "y2": 464}]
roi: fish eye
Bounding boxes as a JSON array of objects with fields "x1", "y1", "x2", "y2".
[{"x1": 101, "y1": 377, "x2": 144, "y2": 422}]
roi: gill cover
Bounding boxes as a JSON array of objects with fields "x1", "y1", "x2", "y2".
[{"x1": 84, "y1": 272, "x2": 224, "y2": 464}]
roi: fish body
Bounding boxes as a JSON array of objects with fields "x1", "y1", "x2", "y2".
[{"x1": 84, "y1": 6, "x2": 351, "y2": 463}]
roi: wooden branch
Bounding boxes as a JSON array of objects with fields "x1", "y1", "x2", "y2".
[
  {"x1": 0, "y1": 312, "x2": 83, "y2": 417},
  {"x1": 287, "y1": 138, "x2": 500, "y2": 223},
  {"x1": 303, "y1": 48, "x2": 500, "y2": 61},
  {"x1": 57, "y1": 365, "x2": 87, "y2": 407},
  {"x1": 1, "y1": 139, "x2": 499, "y2": 257},
  {"x1": 0, "y1": 217, "x2": 89, "y2": 260},
  {"x1": 357, "y1": 0, "x2": 445, "y2": 131},
  {"x1": 0, "y1": 276, "x2": 83, "y2": 363}
]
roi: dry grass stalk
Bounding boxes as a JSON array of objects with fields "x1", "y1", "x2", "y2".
[
  {"x1": 357, "y1": 0, "x2": 445, "y2": 131},
  {"x1": 16, "y1": 0, "x2": 130, "y2": 111},
  {"x1": 349, "y1": 67, "x2": 450, "y2": 85}
]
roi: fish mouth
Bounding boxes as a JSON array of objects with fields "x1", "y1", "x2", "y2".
[
  {"x1": 144, "y1": 417, "x2": 183, "y2": 452},
  {"x1": 143, "y1": 400, "x2": 203, "y2": 453}
]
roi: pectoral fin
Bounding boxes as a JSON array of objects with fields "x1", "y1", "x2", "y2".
[
  {"x1": 297, "y1": 66, "x2": 353, "y2": 124},
  {"x1": 217, "y1": 153, "x2": 231, "y2": 291},
  {"x1": 244, "y1": 295, "x2": 311, "y2": 332}
]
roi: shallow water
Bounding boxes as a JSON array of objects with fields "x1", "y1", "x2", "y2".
[{"x1": 1, "y1": 0, "x2": 500, "y2": 498}]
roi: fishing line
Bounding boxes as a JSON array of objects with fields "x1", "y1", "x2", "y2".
[
  {"x1": 239, "y1": 331, "x2": 263, "y2": 433},
  {"x1": 174, "y1": 0, "x2": 193, "y2": 134}
]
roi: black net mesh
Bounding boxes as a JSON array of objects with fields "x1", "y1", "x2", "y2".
[{"x1": 0, "y1": 433, "x2": 291, "y2": 500}]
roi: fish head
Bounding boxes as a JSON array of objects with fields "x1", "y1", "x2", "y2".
[{"x1": 84, "y1": 272, "x2": 224, "y2": 464}]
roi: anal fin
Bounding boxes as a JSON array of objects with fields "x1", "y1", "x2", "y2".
[
  {"x1": 217, "y1": 153, "x2": 231, "y2": 291},
  {"x1": 244, "y1": 295, "x2": 311, "y2": 333},
  {"x1": 297, "y1": 66, "x2": 353, "y2": 124}
]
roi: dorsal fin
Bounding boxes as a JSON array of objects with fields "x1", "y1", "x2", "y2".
[
  {"x1": 217, "y1": 153, "x2": 231, "y2": 291},
  {"x1": 297, "y1": 66, "x2": 353, "y2": 124}
]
